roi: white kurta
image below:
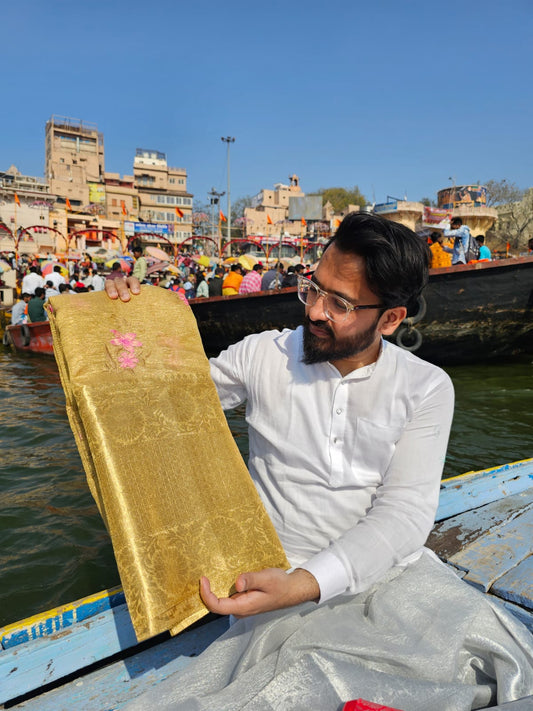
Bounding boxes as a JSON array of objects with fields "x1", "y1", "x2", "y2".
[{"x1": 210, "y1": 327, "x2": 455, "y2": 603}]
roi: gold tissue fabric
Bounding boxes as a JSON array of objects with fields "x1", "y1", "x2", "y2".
[{"x1": 47, "y1": 287, "x2": 288, "y2": 642}]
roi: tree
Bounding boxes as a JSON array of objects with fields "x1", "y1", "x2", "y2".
[
  {"x1": 489, "y1": 188, "x2": 533, "y2": 251},
  {"x1": 420, "y1": 197, "x2": 436, "y2": 207},
  {"x1": 309, "y1": 186, "x2": 366, "y2": 213},
  {"x1": 484, "y1": 179, "x2": 524, "y2": 206}
]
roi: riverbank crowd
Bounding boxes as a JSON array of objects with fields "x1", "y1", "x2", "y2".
[{"x1": 3, "y1": 245, "x2": 312, "y2": 325}]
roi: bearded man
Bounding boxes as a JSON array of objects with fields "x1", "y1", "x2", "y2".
[{"x1": 107, "y1": 214, "x2": 533, "y2": 710}]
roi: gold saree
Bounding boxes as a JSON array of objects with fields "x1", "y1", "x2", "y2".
[{"x1": 47, "y1": 287, "x2": 288, "y2": 641}]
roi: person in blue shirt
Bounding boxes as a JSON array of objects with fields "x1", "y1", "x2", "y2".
[
  {"x1": 475, "y1": 235, "x2": 492, "y2": 260},
  {"x1": 444, "y1": 217, "x2": 471, "y2": 265}
]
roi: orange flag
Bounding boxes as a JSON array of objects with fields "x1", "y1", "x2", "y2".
[
  {"x1": 334, "y1": 218, "x2": 341, "y2": 228},
  {"x1": 121, "y1": 200, "x2": 127, "y2": 216},
  {"x1": 219, "y1": 210, "x2": 227, "y2": 222},
  {"x1": 175, "y1": 207, "x2": 184, "y2": 218},
  {"x1": 14, "y1": 193, "x2": 21, "y2": 207},
  {"x1": 301, "y1": 217, "x2": 307, "y2": 227},
  {"x1": 66, "y1": 198, "x2": 72, "y2": 211},
  {"x1": 267, "y1": 214, "x2": 273, "y2": 225}
]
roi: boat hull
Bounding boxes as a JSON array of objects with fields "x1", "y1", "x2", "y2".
[
  {"x1": 3, "y1": 257, "x2": 532, "y2": 364},
  {"x1": 4, "y1": 321, "x2": 54, "y2": 355}
]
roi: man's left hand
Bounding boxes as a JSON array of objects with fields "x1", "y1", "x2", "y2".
[{"x1": 200, "y1": 567, "x2": 320, "y2": 617}]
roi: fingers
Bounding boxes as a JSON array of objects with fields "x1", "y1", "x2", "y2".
[{"x1": 104, "y1": 277, "x2": 141, "y2": 302}]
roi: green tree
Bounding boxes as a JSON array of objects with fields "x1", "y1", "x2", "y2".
[
  {"x1": 420, "y1": 197, "x2": 436, "y2": 207},
  {"x1": 309, "y1": 186, "x2": 366, "y2": 213}
]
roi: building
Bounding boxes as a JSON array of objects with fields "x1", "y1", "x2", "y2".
[
  {"x1": 0, "y1": 166, "x2": 57, "y2": 255},
  {"x1": 133, "y1": 149, "x2": 193, "y2": 245},
  {"x1": 45, "y1": 115, "x2": 104, "y2": 209}
]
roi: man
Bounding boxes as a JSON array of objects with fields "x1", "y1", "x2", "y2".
[
  {"x1": 429, "y1": 231, "x2": 453, "y2": 268},
  {"x1": 444, "y1": 217, "x2": 471, "y2": 265},
  {"x1": 90, "y1": 266, "x2": 106, "y2": 291},
  {"x1": 21, "y1": 266, "x2": 45, "y2": 295},
  {"x1": 106, "y1": 214, "x2": 533, "y2": 707},
  {"x1": 132, "y1": 244, "x2": 148, "y2": 283},
  {"x1": 222, "y1": 263, "x2": 243, "y2": 295},
  {"x1": 27, "y1": 286, "x2": 47, "y2": 322},
  {"x1": 238, "y1": 263, "x2": 263, "y2": 293},
  {"x1": 261, "y1": 262, "x2": 284, "y2": 290},
  {"x1": 476, "y1": 234, "x2": 492, "y2": 260},
  {"x1": 208, "y1": 267, "x2": 225, "y2": 297},
  {"x1": 106, "y1": 262, "x2": 123, "y2": 281},
  {"x1": 47, "y1": 265, "x2": 66, "y2": 290},
  {"x1": 11, "y1": 293, "x2": 31, "y2": 324},
  {"x1": 107, "y1": 213, "x2": 454, "y2": 614}
]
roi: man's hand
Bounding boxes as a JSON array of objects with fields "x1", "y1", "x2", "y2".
[
  {"x1": 105, "y1": 276, "x2": 141, "y2": 301},
  {"x1": 200, "y1": 567, "x2": 320, "y2": 618}
]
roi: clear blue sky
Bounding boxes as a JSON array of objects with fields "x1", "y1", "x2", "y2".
[{"x1": 3, "y1": 0, "x2": 532, "y2": 208}]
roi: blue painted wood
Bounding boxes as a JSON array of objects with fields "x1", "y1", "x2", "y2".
[
  {"x1": 10, "y1": 617, "x2": 228, "y2": 710},
  {"x1": 3, "y1": 459, "x2": 533, "y2": 708},
  {"x1": 428, "y1": 489, "x2": 533, "y2": 559},
  {"x1": 0, "y1": 587, "x2": 125, "y2": 650},
  {"x1": 449, "y1": 506, "x2": 533, "y2": 592},
  {"x1": 436, "y1": 460, "x2": 533, "y2": 522},
  {"x1": 0, "y1": 602, "x2": 138, "y2": 705},
  {"x1": 492, "y1": 555, "x2": 533, "y2": 609}
]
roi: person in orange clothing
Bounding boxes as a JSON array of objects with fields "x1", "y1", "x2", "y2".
[
  {"x1": 429, "y1": 232, "x2": 453, "y2": 268},
  {"x1": 222, "y1": 263, "x2": 244, "y2": 295}
]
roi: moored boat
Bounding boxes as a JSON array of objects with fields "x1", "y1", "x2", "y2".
[
  {"x1": 3, "y1": 256, "x2": 533, "y2": 363},
  {"x1": 1, "y1": 458, "x2": 531, "y2": 710}
]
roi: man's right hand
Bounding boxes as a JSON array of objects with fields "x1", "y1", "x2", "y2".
[{"x1": 105, "y1": 276, "x2": 141, "y2": 302}]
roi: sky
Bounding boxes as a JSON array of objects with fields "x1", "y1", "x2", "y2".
[{"x1": 3, "y1": 0, "x2": 532, "y2": 210}]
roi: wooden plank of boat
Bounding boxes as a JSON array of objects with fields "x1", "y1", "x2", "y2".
[{"x1": 1, "y1": 459, "x2": 532, "y2": 709}]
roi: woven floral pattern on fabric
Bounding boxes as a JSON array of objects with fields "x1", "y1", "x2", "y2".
[{"x1": 47, "y1": 287, "x2": 288, "y2": 641}]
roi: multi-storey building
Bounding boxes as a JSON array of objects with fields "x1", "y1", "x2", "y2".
[
  {"x1": 133, "y1": 149, "x2": 193, "y2": 244},
  {"x1": 0, "y1": 166, "x2": 57, "y2": 254},
  {"x1": 45, "y1": 116, "x2": 104, "y2": 209}
]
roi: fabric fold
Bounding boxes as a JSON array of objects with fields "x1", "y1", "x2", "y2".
[{"x1": 47, "y1": 287, "x2": 288, "y2": 641}]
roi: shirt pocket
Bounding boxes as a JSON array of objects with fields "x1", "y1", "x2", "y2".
[{"x1": 347, "y1": 418, "x2": 403, "y2": 488}]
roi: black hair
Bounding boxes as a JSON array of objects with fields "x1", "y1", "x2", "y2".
[
  {"x1": 34, "y1": 287, "x2": 45, "y2": 297},
  {"x1": 451, "y1": 217, "x2": 463, "y2": 227},
  {"x1": 327, "y1": 212, "x2": 430, "y2": 311},
  {"x1": 475, "y1": 235, "x2": 485, "y2": 245}
]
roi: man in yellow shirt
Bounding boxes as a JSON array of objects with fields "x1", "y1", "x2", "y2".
[
  {"x1": 222, "y1": 264, "x2": 243, "y2": 295},
  {"x1": 429, "y1": 232, "x2": 453, "y2": 269}
]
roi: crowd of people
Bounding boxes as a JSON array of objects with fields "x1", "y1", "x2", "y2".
[
  {"x1": 6, "y1": 246, "x2": 312, "y2": 326},
  {"x1": 429, "y1": 218, "x2": 492, "y2": 268}
]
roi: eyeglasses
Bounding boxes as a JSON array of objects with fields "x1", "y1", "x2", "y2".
[{"x1": 296, "y1": 275, "x2": 383, "y2": 322}]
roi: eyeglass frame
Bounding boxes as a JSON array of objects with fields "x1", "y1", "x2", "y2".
[{"x1": 296, "y1": 274, "x2": 384, "y2": 322}]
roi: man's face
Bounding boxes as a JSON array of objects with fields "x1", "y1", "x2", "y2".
[{"x1": 302, "y1": 244, "x2": 384, "y2": 364}]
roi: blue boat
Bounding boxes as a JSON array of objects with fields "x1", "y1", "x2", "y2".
[{"x1": 1, "y1": 458, "x2": 532, "y2": 710}]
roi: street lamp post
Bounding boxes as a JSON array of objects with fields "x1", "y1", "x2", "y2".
[
  {"x1": 221, "y1": 136, "x2": 235, "y2": 245},
  {"x1": 208, "y1": 187, "x2": 225, "y2": 257}
]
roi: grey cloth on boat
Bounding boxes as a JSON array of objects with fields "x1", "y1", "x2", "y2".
[{"x1": 124, "y1": 552, "x2": 533, "y2": 711}]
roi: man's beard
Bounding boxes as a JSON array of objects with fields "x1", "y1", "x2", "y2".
[{"x1": 302, "y1": 314, "x2": 380, "y2": 364}]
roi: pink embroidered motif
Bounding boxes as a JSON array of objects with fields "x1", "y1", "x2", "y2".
[{"x1": 110, "y1": 329, "x2": 142, "y2": 369}]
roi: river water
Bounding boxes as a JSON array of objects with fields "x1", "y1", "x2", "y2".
[{"x1": 0, "y1": 348, "x2": 531, "y2": 628}]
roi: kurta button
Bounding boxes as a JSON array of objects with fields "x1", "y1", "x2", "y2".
[{"x1": 336, "y1": 408, "x2": 342, "y2": 415}]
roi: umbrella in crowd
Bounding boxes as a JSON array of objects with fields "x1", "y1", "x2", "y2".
[
  {"x1": 145, "y1": 246, "x2": 171, "y2": 262},
  {"x1": 105, "y1": 258, "x2": 131, "y2": 273},
  {"x1": 42, "y1": 261, "x2": 68, "y2": 277}
]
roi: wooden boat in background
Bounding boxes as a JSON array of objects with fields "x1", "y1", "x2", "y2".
[
  {"x1": 3, "y1": 320, "x2": 54, "y2": 355},
  {"x1": 191, "y1": 256, "x2": 533, "y2": 363},
  {"x1": 3, "y1": 256, "x2": 533, "y2": 364},
  {"x1": 1, "y1": 458, "x2": 531, "y2": 710}
]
